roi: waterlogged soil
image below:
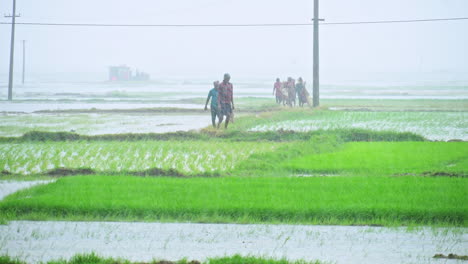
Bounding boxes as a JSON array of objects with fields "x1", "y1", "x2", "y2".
[
  {"x1": 249, "y1": 111, "x2": 468, "y2": 141},
  {"x1": 0, "y1": 102, "x2": 202, "y2": 113},
  {"x1": 0, "y1": 221, "x2": 466, "y2": 264},
  {"x1": 0, "y1": 113, "x2": 211, "y2": 137}
]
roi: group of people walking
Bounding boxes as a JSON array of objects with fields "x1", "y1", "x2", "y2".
[
  {"x1": 204, "y1": 73, "x2": 234, "y2": 129},
  {"x1": 273, "y1": 77, "x2": 311, "y2": 107},
  {"x1": 204, "y1": 74, "x2": 310, "y2": 129}
]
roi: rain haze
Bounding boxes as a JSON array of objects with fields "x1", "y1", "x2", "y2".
[
  {"x1": 1, "y1": 0, "x2": 468, "y2": 83},
  {"x1": 1, "y1": 2, "x2": 468, "y2": 264}
]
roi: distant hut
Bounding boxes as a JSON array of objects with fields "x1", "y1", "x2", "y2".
[{"x1": 109, "y1": 65, "x2": 132, "y2": 81}]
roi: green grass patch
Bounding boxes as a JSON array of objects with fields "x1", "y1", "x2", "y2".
[
  {"x1": 232, "y1": 134, "x2": 342, "y2": 177},
  {"x1": 285, "y1": 142, "x2": 468, "y2": 176},
  {"x1": 0, "y1": 253, "x2": 324, "y2": 264},
  {"x1": 0, "y1": 255, "x2": 24, "y2": 264},
  {"x1": 1, "y1": 175, "x2": 466, "y2": 226}
]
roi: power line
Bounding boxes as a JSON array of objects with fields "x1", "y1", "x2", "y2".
[
  {"x1": 321, "y1": 17, "x2": 468, "y2": 25},
  {"x1": 0, "y1": 17, "x2": 467, "y2": 27},
  {"x1": 0, "y1": 22, "x2": 312, "y2": 27}
]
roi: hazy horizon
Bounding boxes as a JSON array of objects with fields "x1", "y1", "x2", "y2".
[{"x1": 1, "y1": 0, "x2": 468, "y2": 84}]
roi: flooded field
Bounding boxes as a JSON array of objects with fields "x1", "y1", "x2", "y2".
[
  {"x1": 0, "y1": 180, "x2": 53, "y2": 200},
  {"x1": 1, "y1": 79, "x2": 466, "y2": 138},
  {"x1": 0, "y1": 78, "x2": 466, "y2": 264},
  {"x1": 0, "y1": 221, "x2": 466, "y2": 264},
  {"x1": 1, "y1": 77, "x2": 467, "y2": 102},
  {"x1": 249, "y1": 111, "x2": 468, "y2": 141},
  {"x1": 0, "y1": 113, "x2": 210, "y2": 137},
  {"x1": 0, "y1": 102, "x2": 201, "y2": 113}
]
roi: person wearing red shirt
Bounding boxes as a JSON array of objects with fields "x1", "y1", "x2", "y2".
[
  {"x1": 217, "y1": 73, "x2": 234, "y2": 129},
  {"x1": 273, "y1": 78, "x2": 284, "y2": 104}
]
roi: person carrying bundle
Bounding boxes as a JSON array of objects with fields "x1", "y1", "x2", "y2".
[{"x1": 296, "y1": 77, "x2": 311, "y2": 107}]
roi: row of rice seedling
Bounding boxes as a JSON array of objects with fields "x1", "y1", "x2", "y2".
[
  {"x1": 0, "y1": 141, "x2": 281, "y2": 175},
  {"x1": 248, "y1": 111, "x2": 467, "y2": 141},
  {"x1": 2, "y1": 175, "x2": 466, "y2": 226},
  {"x1": 284, "y1": 142, "x2": 468, "y2": 175}
]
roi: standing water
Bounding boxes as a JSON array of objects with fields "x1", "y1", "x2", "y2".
[{"x1": 0, "y1": 221, "x2": 466, "y2": 264}]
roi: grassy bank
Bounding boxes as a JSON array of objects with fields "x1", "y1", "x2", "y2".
[
  {"x1": 1, "y1": 175, "x2": 466, "y2": 226},
  {"x1": 0, "y1": 253, "x2": 324, "y2": 264},
  {"x1": 0, "y1": 127, "x2": 425, "y2": 143}
]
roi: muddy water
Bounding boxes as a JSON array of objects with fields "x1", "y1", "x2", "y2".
[
  {"x1": 0, "y1": 221, "x2": 466, "y2": 264},
  {"x1": 0, "y1": 114, "x2": 211, "y2": 137},
  {"x1": 84, "y1": 115, "x2": 210, "y2": 134},
  {"x1": 0, "y1": 102, "x2": 202, "y2": 113},
  {"x1": 0, "y1": 180, "x2": 53, "y2": 200}
]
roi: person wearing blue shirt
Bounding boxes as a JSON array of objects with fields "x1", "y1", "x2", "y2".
[{"x1": 204, "y1": 81, "x2": 220, "y2": 128}]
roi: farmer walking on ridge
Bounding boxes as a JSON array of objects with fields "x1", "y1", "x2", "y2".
[
  {"x1": 273, "y1": 78, "x2": 283, "y2": 104},
  {"x1": 217, "y1": 73, "x2": 234, "y2": 129},
  {"x1": 204, "y1": 81, "x2": 220, "y2": 128},
  {"x1": 296, "y1": 77, "x2": 310, "y2": 107},
  {"x1": 287, "y1": 77, "x2": 296, "y2": 107}
]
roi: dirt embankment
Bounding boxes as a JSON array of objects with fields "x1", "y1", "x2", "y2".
[
  {"x1": 394, "y1": 172, "x2": 467, "y2": 178},
  {"x1": 0, "y1": 167, "x2": 220, "y2": 178},
  {"x1": 433, "y1": 253, "x2": 468, "y2": 260}
]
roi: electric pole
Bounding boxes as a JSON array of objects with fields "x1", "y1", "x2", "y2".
[
  {"x1": 5, "y1": 0, "x2": 20, "y2": 100},
  {"x1": 22, "y1": 40, "x2": 26, "y2": 85},
  {"x1": 312, "y1": 0, "x2": 323, "y2": 107}
]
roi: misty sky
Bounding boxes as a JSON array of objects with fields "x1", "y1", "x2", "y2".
[{"x1": 1, "y1": 0, "x2": 468, "y2": 81}]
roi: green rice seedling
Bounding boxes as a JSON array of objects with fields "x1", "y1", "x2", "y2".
[
  {"x1": 284, "y1": 142, "x2": 468, "y2": 175},
  {"x1": 1, "y1": 175, "x2": 466, "y2": 226},
  {"x1": 0, "y1": 141, "x2": 282, "y2": 175}
]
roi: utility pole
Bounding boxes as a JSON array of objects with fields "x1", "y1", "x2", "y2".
[
  {"x1": 5, "y1": 0, "x2": 20, "y2": 100},
  {"x1": 22, "y1": 40, "x2": 26, "y2": 85},
  {"x1": 312, "y1": 0, "x2": 324, "y2": 107}
]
